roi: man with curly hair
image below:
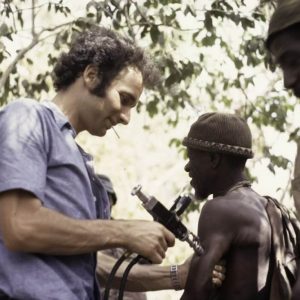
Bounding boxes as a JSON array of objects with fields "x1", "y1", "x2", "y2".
[{"x1": 0, "y1": 26, "x2": 176, "y2": 300}]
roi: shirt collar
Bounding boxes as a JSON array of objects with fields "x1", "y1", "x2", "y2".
[{"x1": 41, "y1": 100, "x2": 77, "y2": 137}]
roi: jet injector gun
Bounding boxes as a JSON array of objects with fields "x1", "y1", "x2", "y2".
[{"x1": 131, "y1": 184, "x2": 203, "y2": 256}]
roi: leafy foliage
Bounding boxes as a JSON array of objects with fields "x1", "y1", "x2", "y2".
[{"x1": 0, "y1": 0, "x2": 298, "y2": 205}]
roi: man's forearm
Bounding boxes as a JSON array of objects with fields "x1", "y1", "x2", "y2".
[
  {"x1": 0, "y1": 190, "x2": 174, "y2": 263},
  {"x1": 3, "y1": 200, "x2": 127, "y2": 255},
  {"x1": 97, "y1": 252, "x2": 188, "y2": 291}
]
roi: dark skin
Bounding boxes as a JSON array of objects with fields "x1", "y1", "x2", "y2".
[
  {"x1": 292, "y1": 266, "x2": 300, "y2": 300},
  {"x1": 181, "y1": 149, "x2": 272, "y2": 300},
  {"x1": 269, "y1": 26, "x2": 300, "y2": 300}
]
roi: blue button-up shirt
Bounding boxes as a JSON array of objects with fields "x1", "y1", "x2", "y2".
[{"x1": 0, "y1": 98, "x2": 110, "y2": 299}]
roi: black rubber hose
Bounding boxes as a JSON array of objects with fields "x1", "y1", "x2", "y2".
[
  {"x1": 103, "y1": 251, "x2": 130, "y2": 300},
  {"x1": 118, "y1": 255, "x2": 142, "y2": 300}
]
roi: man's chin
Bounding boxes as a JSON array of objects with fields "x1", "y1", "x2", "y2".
[
  {"x1": 95, "y1": 128, "x2": 107, "y2": 137},
  {"x1": 194, "y1": 191, "x2": 208, "y2": 202},
  {"x1": 94, "y1": 132, "x2": 106, "y2": 137},
  {"x1": 90, "y1": 131, "x2": 106, "y2": 137}
]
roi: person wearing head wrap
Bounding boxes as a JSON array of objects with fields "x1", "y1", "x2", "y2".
[
  {"x1": 181, "y1": 113, "x2": 273, "y2": 300},
  {"x1": 183, "y1": 113, "x2": 253, "y2": 201},
  {"x1": 266, "y1": 2, "x2": 300, "y2": 299}
]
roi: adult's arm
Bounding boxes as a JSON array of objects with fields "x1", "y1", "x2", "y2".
[
  {"x1": 96, "y1": 252, "x2": 192, "y2": 291},
  {"x1": 0, "y1": 189, "x2": 175, "y2": 264},
  {"x1": 181, "y1": 200, "x2": 233, "y2": 300},
  {"x1": 97, "y1": 252, "x2": 225, "y2": 292}
]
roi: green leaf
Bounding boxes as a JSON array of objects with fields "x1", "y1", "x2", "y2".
[
  {"x1": 0, "y1": 23, "x2": 9, "y2": 36},
  {"x1": 165, "y1": 71, "x2": 180, "y2": 87},
  {"x1": 241, "y1": 18, "x2": 255, "y2": 29},
  {"x1": 184, "y1": 5, "x2": 196, "y2": 17},
  {"x1": 150, "y1": 25, "x2": 160, "y2": 44},
  {"x1": 22, "y1": 79, "x2": 29, "y2": 89},
  {"x1": 0, "y1": 52, "x2": 4, "y2": 63},
  {"x1": 234, "y1": 58, "x2": 243, "y2": 69},
  {"x1": 204, "y1": 12, "x2": 213, "y2": 31},
  {"x1": 202, "y1": 35, "x2": 216, "y2": 47}
]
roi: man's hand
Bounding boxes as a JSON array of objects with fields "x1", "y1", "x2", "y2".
[
  {"x1": 122, "y1": 220, "x2": 175, "y2": 264},
  {"x1": 178, "y1": 256, "x2": 226, "y2": 289},
  {"x1": 0, "y1": 190, "x2": 173, "y2": 258},
  {"x1": 212, "y1": 261, "x2": 226, "y2": 287}
]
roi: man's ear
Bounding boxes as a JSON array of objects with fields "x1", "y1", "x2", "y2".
[
  {"x1": 210, "y1": 153, "x2": 221, "y2": 169},
  {"x1": 82, "y1": 64, "x2": 102, "y2": 90}
]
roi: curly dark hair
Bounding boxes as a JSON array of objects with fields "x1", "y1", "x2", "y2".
[{"x1": 52, "y1": 26, "x2": 161, "y2": 95}]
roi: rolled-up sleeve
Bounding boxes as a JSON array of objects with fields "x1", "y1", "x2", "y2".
[{"x1": 0, "y1": 100, "x2": 47, "y2": 202}]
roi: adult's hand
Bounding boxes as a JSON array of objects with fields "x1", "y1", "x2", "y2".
[
  {"x1": 0, "y1": 190, "x2": 174, "y2": 259},
  {"x1": 121, "y1": 220, "x2": 175, "y2": 264},
  {"x1": 178, "y1": 256, "x2": 226, "y2": 289},
  {"x1": 212, "y1": 260, "x2": 226, "y2": 287}
]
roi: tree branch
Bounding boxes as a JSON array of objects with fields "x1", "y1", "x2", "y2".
[
  {"x1": 124, "y1": 0, "x2": 135, "y2": 39},
  {"x1": 40, "y1": 21, "x2": 74, "y2": 34},
  {"x1": 0, "y1": 36, "x2": 39, "y2": 90},
  {"x1": 279, "y1": 167, "x2": 292, "y2": 203},
  {"x1": 31, "y1": 0, "x2": 36, "y2": 37},
  {"x1": 7, "y1": 1, "x2": 50, "y2": 13},
  {"x1": 0, "y1": 21, "x2": 73, "y2": 92},
  {"x1": 130, "y1": 0, "x2": 150, "y2": 23}
]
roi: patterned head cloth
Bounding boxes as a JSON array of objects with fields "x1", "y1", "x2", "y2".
[
  {"x1": 183, "y1": 113, "x2": 254, "y2": 159},
  {"x1": 266, "y1": 0, "x2": 300, "y2": 48}
]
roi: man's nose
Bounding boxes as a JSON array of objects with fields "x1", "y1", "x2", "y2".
[
  {"x1": 119, "y1": 107, "x2": 131, "y2": 125},
  {"x1": 283, "y1": 69, "x2": 297, "y2": 90}
]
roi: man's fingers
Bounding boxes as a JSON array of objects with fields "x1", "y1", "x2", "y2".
[
  {"x1": 213, "y1": 270, "x2": 225, "y2": 281},
  {"x1": 151, "y1": 228, "x2": 174, "y2": 263},
  {"x1": 156, "y1": 243, "x2": 167, "y2": 262},
  {"x1": 162, "y1": 227, "x2": 175, "y2": 247},
  {"x1": 125, "y1": 220, "x2": 175, "y2": 263},
  {"x1": 214, "y1": 265, "x2": 226, "y2": 272},
  {"x1": 212, "y1": 278, "x2": 222, "y2": 287},
  {"x1": 148, "y1": 244, "x2": 167, "y2": 264},
  {"x1": 212, "y1": 266, "x2": 226, "y2": 288}
]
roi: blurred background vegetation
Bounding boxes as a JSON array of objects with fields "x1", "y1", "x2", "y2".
[{"x1": 1, "y1": 0, "x2": 298, "y2": 298}]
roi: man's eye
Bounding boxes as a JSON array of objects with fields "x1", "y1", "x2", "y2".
[
  {"x1": 120, "y1": 94, "x2": 135, "y2": 107},
  {"x1": 121, "y1": 96, "x2": 130, "y2": 106}
]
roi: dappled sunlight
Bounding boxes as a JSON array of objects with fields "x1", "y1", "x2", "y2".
[{"x1": 1, "y1": 0, "x2": 298, "y2": 298}]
